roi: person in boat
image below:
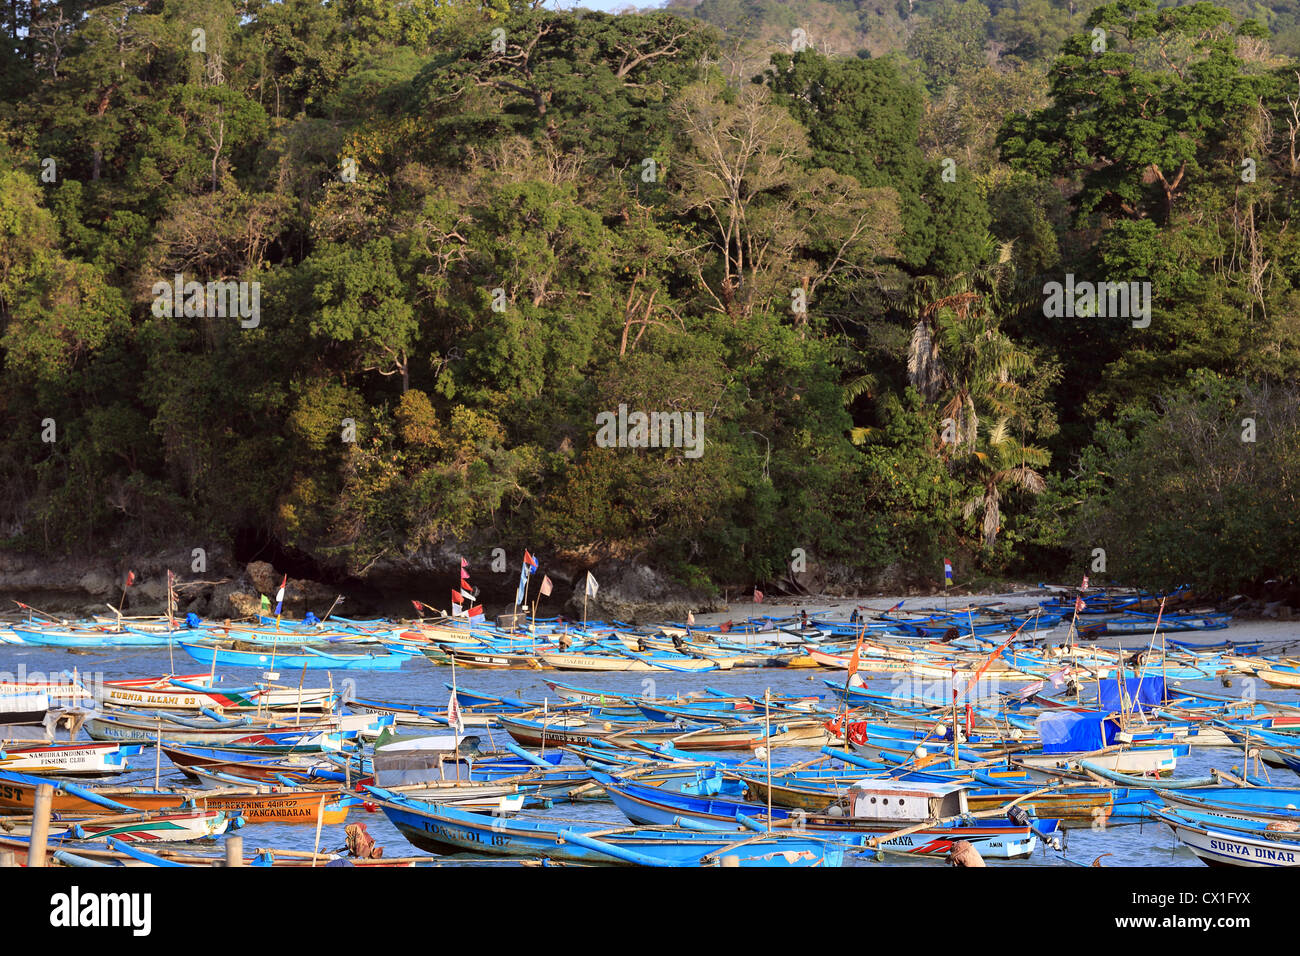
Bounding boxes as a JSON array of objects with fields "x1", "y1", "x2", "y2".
[
  {"x1": 800, "y1": 610, "x2": 808, "y2": 629},
  {"x1": 849, "y1": 608, "x2": 859, "y2": 624}
]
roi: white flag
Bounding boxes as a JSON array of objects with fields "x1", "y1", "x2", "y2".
[
  {"x1": 585, "y1": 571, "x2": 599, "y2": 598},
  {"x1": 447, "y1": 691, "x2": 463, "y2": 734},
  {"x1": 686, "y1": 611, "x2": 695, "y2": 625}
]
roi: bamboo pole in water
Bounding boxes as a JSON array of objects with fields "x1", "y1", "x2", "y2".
[
  {"x1": 27, "y1": 783, "x2": 53, "y2": 868},
  {"x1": 310, "y1": 793, "x2": 326, "y2": 867}
]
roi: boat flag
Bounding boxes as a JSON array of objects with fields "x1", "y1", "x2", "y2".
[
  {"x1": 1074, "y1": 595, "x2": 1086, "y2": 613},
  {"x1": 585, "y1": 571, "x2": 599, "y2": 598},
  {"x1": 1081, "y1": 575, "x2": 1089, "y2": 591},
  {"x1": 1049, "y1": 666, "x2": 1069, "y2": 688},
  {"x1": 687, "y1": 610, "x2": 695, "y2": 626},
  {"x1": 943, "y1": 560, "x2": 953, "y2": 585},
  {"x1": 274, "y1": 575, "x2": 287, "y2": 616},
  {"x1": 412, "y1": 599, "x2": 425, "y2": 616},
  {"x1": 124, "y1": 570, "x2": 136, "y2": 588},
  {"x1": 845, "y1": 633, "x2": 865, "y2": 680},
  {"x1": 466, "y1": 605, "x2": 484, "y2": 620},
  {"x1": 447, "y1": 691, "x2": 463, "y2": 735},
  {"x1": 260, "y1": 594, "x2": 270, "y2": 614},
  {"x1": 515, "y1": 564, "x2": 529, "y2": 606},
  {"x1": 451, "y1": 588, "x2": 464, "y2": 608},
  {"x1": 719, "y1": 620, "x2": 732, "y2": 633},
  {"x1": 524, "y1": 550, "x2": 538, "y2": 575},
  {"x1": 753, "y1": 588, "x2": 763, "y2": 604},
  {"x1": 539, "y1": 575, "x2": 553, "y2": 597}
]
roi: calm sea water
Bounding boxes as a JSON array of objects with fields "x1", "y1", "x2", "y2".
[{"x1": 5, "y1": 611, "x2": 1298, "y2": 867}]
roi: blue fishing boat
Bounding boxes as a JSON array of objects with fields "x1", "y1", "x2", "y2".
[
  {"x1": 1152, "y1": 804, "x2": 1300, "y2": 866},
  {"x1": 179, "y1": 641, "x2": 406, "y2": 671},
  {"x1": 366, "y1": 789, "x2": 844, "y2": 866}
]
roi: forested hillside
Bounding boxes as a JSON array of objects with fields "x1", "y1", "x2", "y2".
[{"x1": 1, "y1": 0, "x2": 1296, "y2": 599}]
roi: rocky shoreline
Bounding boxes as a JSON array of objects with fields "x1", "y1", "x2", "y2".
[{"x1": 0, "y1": 548, "x2": 1291, "y2": 624}]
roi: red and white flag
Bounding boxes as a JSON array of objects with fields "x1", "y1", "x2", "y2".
[
  {"x1": 1074, "y1": 595, "x2": 1086, "y2": 613},
  {"x1": 1081, "y1": 575, "x2": 1089, "y2": 591},
  {"x1": 539, "y1": 575, "x2": 553, "y2": 597},
  {"x1": 447, "y1": 692, "x2": 463, "y2": 734},
  {"x1": 753, "y1": 588, "x2": 763, "y2": 604},
  {"x1": 451, "y1": 588, "x2": 463, "y2": 606},
  {"x1": 466, "y1": 605, "x2": 484, "y2": 620}
]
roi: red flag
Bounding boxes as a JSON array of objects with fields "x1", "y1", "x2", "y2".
[
  {"x1": 466, "y1": 605, "x2": 484, "y2": 620},
  {"x1": 753, "y1": 588, "x2": 763, "y2": 604},
  {"x1": 539, "y1": 575, "x2": 553, "y2": 597},
  {"x1": 412, "y1": 600, "x2": 424, "y2": 614},
  {"x1": 460, "y1": 557, "x2": 468, "y2": 569},
  {"x1": 965, "y1": 703, "x2": 974, "y2": 737},
  {"x1": 451, "y1": 589, "x2": 463, "y2": 606},
  {"x1": 124, "y1": 570, "x2": 136, "y2": 588},
  {"x1": 1074, "y1": 595, "x2": 1085, "y2": 613},
  {"x1": 719, "y1": 620, "x2": 732, "y2": 633},
  {"x1": 845, "y1": 633, "x2": 865, "y2": 680}
]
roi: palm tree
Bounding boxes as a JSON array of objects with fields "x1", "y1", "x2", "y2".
[
  {"x1": 902, "y1": 239, "x2": 1033, "y2": 454},
  {"x1": 963, "y1": 418, "x2": 1049, "y2": 547}
]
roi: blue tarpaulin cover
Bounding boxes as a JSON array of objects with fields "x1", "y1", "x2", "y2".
[
  {"x1": 1099, "y1": 675, "x2": 1166, "y2": 714},
  {"x1": 185, "y1": 612, "x2": 202, "y2": 628},
  {"x1": 1036, "y1": 709, "x2": 1118, "y2": 754}
]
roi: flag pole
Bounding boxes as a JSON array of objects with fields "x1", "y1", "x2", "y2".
[{"x1": 450, "y1": 652, "x2": 460, "y2": 782}]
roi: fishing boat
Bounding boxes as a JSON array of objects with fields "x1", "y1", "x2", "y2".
[
  {"x1": 1152, "y1": 804, "x2": 1300, "y2": 866},
  {"x1": 593, "y1": 773, "x2": 1052, "y2": 859},
  {"x1": 0, "y1": 769, "x2": 352, "y2": 823},
  {"x1": 368, "y1": 789, "x2": 843, "y2": 866},
  {"x1": 92, "y1": 676, "x2": 336, "y2": 713},
  {"x1": 0, "y1": 740, "x2": 144, "y2": 776},
  {"x1": 179, "y1": 641, "x2": 406, "y2": 671},
  {"x1": 0, "y1": 807, "x2": 234, "y2": 843}
]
